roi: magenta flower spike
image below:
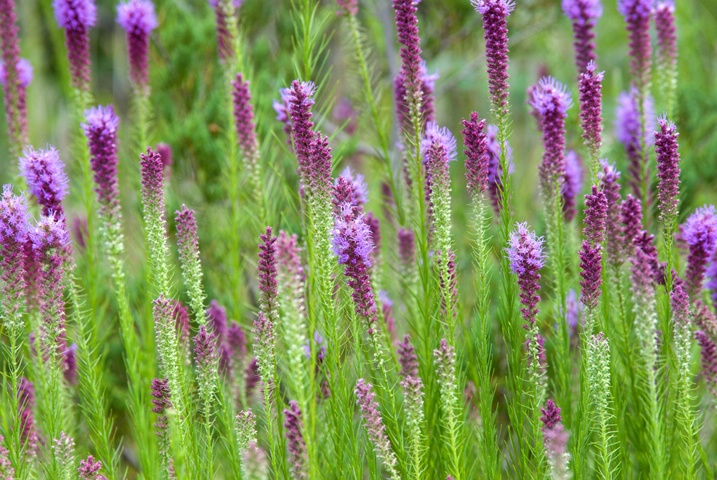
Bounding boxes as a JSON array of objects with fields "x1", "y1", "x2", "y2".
[
  {"x1": 170, "y1": 299, "x2": 190, "y2": 344},
  {"x1": 392, "y1": 0, "x2": 426, "y2": 129},
  {"x1": 579, "y1": 240, "x2": 602, "y2": 310},
  {"x1": 397, "y1": 334, "x2": 419, "y2": 378},
  {"x1": 333, "y1": 167, "x2": 368, "y2": 216},
  {"x1": 615, "y1": 89, "x2": 655, "y2": 200},
  {"x1": 681, "y1": 206, "x2": 717, "y2": 299},
  {"x1": 506, "y1": 222, "x2": 545, "y2": 326},
  {"x1": 19, "y1": 146, "x2": 70, "y2": 219},
  {"x1": 562, "y1": 0, "x2": 602, "y2": 73},
  {"x1": 209, "y1": 0, "x2": 239, "y2": 61},
  {"x1": 0, "y1": 0, "x2": 28, "y2": 154},
  {"x1": 462, "y1": 112, "x2": 489, "y2": 199},
  {"x1": 258, "y1": 227, "x2": 279, "y2": 322},
  {"x1": 140, "y1": 146, "x2": 166, "y2": 219},
  {"x1": 541, "y1": 399, "x2": 570, "y2": 477},
  {"x1": 486, "y1": 123, "x2": 514, "y2": 214},
  {"x1": 53, "y1": 0, "x2": 96, "y2": 92},
  {"x1": 287, "y1": 80, "x2": 317, "y2": 189},
  {"x1": 618, "y1": 0, "x2": 652, "y2": 91},
  {"x1": 394, "y1": 62, "x2": 437, "y2": 132},
  {"x1": 333, "y1": 204, "x2": 378, "y2": 333},
  {"x1": 695, "y1": 330, "x2": 717, "y2": 396},
  {"x1": 193, "y1": 324, "x2": 217, "y2": 373},
  {"x1": 78, "y1": 455, "x2": 106, "y2": 480},
  {"x1": 117, "y1": 0, "x2": 157, "y2": 91},
  {"x1": 563, "y1": 151, "x2": 584, "y2": 222},
  {"x1": 337, "y1": 0, "x2": 358, "y2": 16},
  {"x1": 598, "y1": 160, "x2": 622, "y2": 264},
  {"x1": 620, "y1": 194, "x2": 643, "y2": 257},
  {"x1": 355, "y1": 379, "x2": 399, "y2": 476},
  {"x1": 283, "y1": 400, "x2": 308, "y2": 480},
  {"x1": 473, "y1": 0, "x2": 515, "y2": 119},
  {"x1": 232, "y1": 73, "x2": 259, "y2": 161},
  {"x1": 654, "y1": 116, "x2": 680, "y2": 224},
  {"x1": 578, "y1": 61, "x2": 604, "y2": 165},
  {"x1": 150, "y1": 376, "x2": 172, "y2": 465},
  {"x1": 83, "y1": 105, "x2": 121, "y2": 215},
  {"x1": 0, "y1": 58, "x2": 32, "y2": 89},
  {"x1": 0, "y1": 186, "x2": 30, "y2": 323},
  {"x1": 206, "y1": 299, "x2": 228, "y2": 345},
  {"x1": 655, "y1": 0, "x2": 677, "y2": 111},
  {"x1": 583, "y1": 186, "x2": 607, "y2": 246}
]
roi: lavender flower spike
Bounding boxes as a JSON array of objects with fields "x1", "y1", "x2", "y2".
[
  {"x1": 19, "y1": 146, "x2": 70, "y2": 219},
  {"x1": 654, "y1": 116, "x2": 680, "y2": 226},
  {"x1": 506, "y1": 222, "x2": 546, "y2": 326},
  {"x1": 578, "y1": 61, "x2": 604, "y2": 174},
  {"x1": 0, "y1": 185, "x2": 29, "y2": 329},
  {"x1": 530, "y1": 77, "x2": 572, "y2": 196},
  {"x1": 283, "y1": 401, "x2": 308, "y2": 480},
  {"x1": 355, "y1": 379, "x2": 400, "y2": 480},
  {"x1": 83, "y1": 106, "x2": 121, "y2": 215},
  {"x1": 580, "y1": 186, "x2": 607, "y2": 315},
  {"x1": 562, "y1": 0, "x2": 602, "y2": 73},
  {"x1": 655, "y1": 0, "x2": 677, "y2": 114},
  {"x1": 117, "y1": 0, "x2": 158, "y2": 91},
  {"x1": 233, "y1": 73, "x2": 260, "y2": 164},
  {"x1": 618, "y1": 0, "x2": 652, "y2": 91},
  {"x1": 393, "y1": 0, "x2": 425, "y2": 131},
  {"x1": 423, "y1": 122, "x2": 457, "y2": 256},
  {"x1": 0, "y1": 0, "x2": 28, "y2": 156},
  {"x1": 681, "y1": 206, "x2": 717, "y2": 299},
  {"x1": 397, "y1": 334, "x2": 419, "y2": 379},
  {"x1": 462, "y1": 112, "x2": 489, "y2": 199},
  {"x1": 258, "y1": 227, "x2": 279, "y2": 323},
  {"x1": 473, "y1": 0, "x2": 515, "y2": 120},
  {"x1": 53, "y1": 0, "x2": 96, "y2": 92}
]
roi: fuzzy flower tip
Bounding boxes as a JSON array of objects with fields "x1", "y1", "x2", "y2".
[
  {"x1": 563, "y1": 151, "x2": 583, "y2": 222},
  {"x1": 53, "y1": 0, "x2": 96, "y2": 30},
  {"x1": 578, "y1": 61, "x2": 603, "y2": 156},
  {"x1": 472, "y1": 0, "x2": 515, "y2": 118},
  {"x1": 530, "y1": 77, "x2": 572, "y2": 193},
  {"x1": 83, "y1": 105, "x2": 121, "y2": 212},
  {"x1": 506, "y1": 222, "x2": 545, "y2": 325},
  {"x1": 287, "y1": 81, "x2": 317, "y2": 185},
  {"x1": 117, "y1": 0, "x2": 157, "y2": 88},
  {"x1": 333, "y1": 167, "x2": 368, "y2": 215},
  {"x1": 392, "y1": 0, "x2": 424, "y2": 119},
  {"x1": 654, "y1": 116, "x2": 680, "y2": 223},
  {"x1": 53, "y1": 0, "x2": 95, "y2": 90},
  {"x1": 682, "y1": 206, "x2": 717, "y2": 299},
  {"x1": 19, "y1": 146, "x2": 69, "y2": 218},
  {"x1": 0, "y1": 58, "x2": 32, "y2": 88},
  {"x1": 283, "y1": 401, "x2": 308, "y2": 479},
  {"x1": 562, "y1": 0, "x2": 602, "y2": 73}
]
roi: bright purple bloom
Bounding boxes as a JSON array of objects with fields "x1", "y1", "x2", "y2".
[
  {"x1": 333, "y1": 167, "x2": 368, "y2": 216},
  {"x1": 258, "y1": 227, "x2": 279, "y2": 320},
  {"x1": 671, "y1": 275, "x2": 689, "y2": 327},
  {"x1": 583, "y1": 185, "x2": 607, "y2": 246},
  {"x1": 233, "y1": 73, "x2": 259, "y2": 160},
  {"x1": 473, "y1": 0, "x2": 515, "y2": 118},
  {"x1": 615, "y1": 89, "x2": 655, "y2": 199},
  {"x1": 618, "y1": 0, "x2": 652, "y2": 90},
  {"x1": 634, "y1": 230, "x2": 664, "y2": 284},
  {"x1": 283, "y1": 400, "x2": 308, "y2": 480},
  {"x1": 53, "y1": 0, "x2": 96, "y2": 91},
  {"x1": 579, "y1": 240, "x2": 602, "y2": 310},
  {"x1": 0, "y1": 187, "x2": 30, "y2": 324},
  {"x1": 563, "y1": 150, "x2": 584, "y2": 222},
  {"x1": 462, "y1": 112, "x2": 489, "y2": 198},
  {"x1": 0, "y1": 0, "x2": 26, "y2": 152},
  {"x1": 392, "y1": 0, "x2": 425, "y2": 129},
  {"x1": 695, "y1": 330, "x2": 717, "y2": 396},
  {"x1": 398, "y1": 228, "x2": 415, "y2": 268},
  {"x1": 485, "y1": 123, "x2": 514, "y2": 214},
  {"x1": 83, "y1": 105, "x2": 121, "y2": 215},
  {"x1": 78, "y1": 455, "x2": 106, "y2": 479},
  {"x1": 631, "y1": 243, "x2": 657, "y2": 304},
  {"x1": 506, "y1": 222, "x2": 545, "y2": 326},
  {"x1": 140, "y1": 147, "x2": 165, "y2": 217},
  {"x1": 578, "y1": 61, "x2": 603, "y2": 157},
  {"x1": 155, "y1": 143, "x2": 173, "y2": 177},
  {"x1": 207, "y1": 300, "x2": 228, "y2": 344},
  {"x1": 19, "y1": 146, "x2": 70, "y2": 218},
  {"x1": 681, "y1": 206, "x2": 717, "y2": 299},
  {"x1": 394, "y1": 62, "x2": 437, "y2": 132},
  {"x1": 598, "y1": 160, "x2": 622, "y2": 263},
  {"x1": 117, "y1": 0, "x2": 157, "y2": 89},
  {"x1": 620, "y1": 194, "x2": 643, "y2": 255},
  {"x1": 562, "y1": 0, "x2": 602, "y2": 73},
  {"x1": 397, "y1": 334, "x2": 419, "y2": 378},
  {"x1": 655, "y1": 116, "x2": 680, "y2": 223},
  {"x1": 333, "y1": 205, "x2": 378, "y2": 333},
  {"x1": 530, "y1": 77, "x2": 572, "y2": 195},
  {"x1": 422, "y1": 122, "x2": 456, "y2": 222}
]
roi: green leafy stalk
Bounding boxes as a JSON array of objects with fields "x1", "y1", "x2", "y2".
[{"x1": 586, "y1": 330, "x2": 617, "y2": 480}]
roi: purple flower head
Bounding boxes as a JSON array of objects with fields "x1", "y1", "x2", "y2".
[
  {"x1": 671, "y1": 275, "x2": 689, "y2": 326},
  {"x1": 156, "y1": 143, "x2": 173, "y2": 174},
  {"x1": 634, "y1": 230, "x2": 664, "y2": 284},
  {"x1": 233, "y1": 73, "x2": 259, "y2": 160},
  {"x1": 140, "y1": 147, "x2": 165, "y2": 216},
  {"x1": 83, "y1": 106, "x2": 120, "y2": 213},
  {"x1": 228, "y1": 320, "x2": 246, "y2": 356},
  {"x1": 615, "y1": 89, "x2": 655, "y2": 198},
  {"x1": 578, "y1": 61, "x2": 603, "y2": 155},
  {"x1": 583, "y1": 185, "x2": 607, "y2": 246},
  {"x1": 193, "y1": 324, "x2": 217, "y2": 371},
  {"x1": 562, "y1": 0, "x2": 602, "y2": 24},
  {"x1": 171, "y1": 300, "x2": 190, "y2": 343},
  {"x1": 695, "y1": 330, "x2": 717, "y2": 396},
  {"x1": 288, "y1": 81, "x2": 317, "y2": 185},
  {"x1": 682, "y1": 206, "x2": 717, "y2": 298},
  {"x1": 506, "y1": 222, "x2": 545, "y2": 325},
  {"x1": 333, "y1": 167, "x2": 368, "y2": 215},
  {"x1": 392, "y1": 0, "x2": 424, "y2": 126},
  {"x1": 19, "y1": 146, "x2": 69, "y2": 218},
  {"x1": 0, "y1": 186, "x2": 30, "y2": 322},
  {"x1": 541, "y1": 398, "x2": 562, "y2": 430},
  {"x1": 541, "y1": 399, "x2": 570, "y2": 476},
  {"x1": 355, "y1": 379, "x2": 397, "y2": 472},
  {"x1": 78, "y1": 455, "x2": 105, "y2": 480},
  {"x1": 53, "y1": 0, "x2": 97, "y2": 30},
  {"x1": 579, "y1": 240, "x2": 603, "y2": 310},
  {"x1": 117, "y1": 0, "x2": 157, "y2": 88},
  {"x1": 655, "y1": 116, "x2": 680, "y2": 223},
  {"x1": 398, "y1": 228, "x2": 415, "y2": 268},
  {"x1": 283, "y1": 401, "x2": 308, "y2": 479},
  {"x1": 462, "y1": 112, "x2": 490, "y2": 198},
  {"x1": 562, "y1": 0, "x2": 602, "y2": 72},
  {"x1": 258, "y1": 227, "x2": 279, "y2": 320},
  {"x1": 655, "y1": 1, "x2": 677, "y2": 96},
  {"x1": 150, "y1": 377, "x2": 171, "y2": 433},
  {"x1": 620, "y1": 194, "x2": 643, "y2": 255},
  {"x1": 598, "y1": 160, "x2": 622, "y2": 262},
  {"x1": 472, "y1": 0, "x2": 515, "y2": 118},
  {"x1": 530, "y1": 76, "x2": 572, "y2": 117},
  {"x1": 397, "y1": 334, "x2": 419, "y2": 378},
  {"x1": 618, "y1": 0, "x2": 652, "y2": 90},
  {"x1": 0, "y1": 58, "x2": 32, "y2": 88},
  {"x1": 563, "y1": 150, "x2": 584, "y2": 222},
  {"x1": 485, "y1": 124, "x2": 514, "y2": 213},
  {"x1": 207, "y1": 299, "x2": 228, "y2": 344},
  {"x1": 394, "y1": 62, "x2": 438, "y2": 131}
]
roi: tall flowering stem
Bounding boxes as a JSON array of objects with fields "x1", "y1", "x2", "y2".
[
  {"x1": 434, "y1": 339, "x2": 465, "y2": 479},
  {"x1": 585, "y1": 333, "x2": 617, "y2": 479},
  {"x1": 578, "y1": 61, "x2": 604, "y2": 181},
  {"x1": 681, "y1": 206, "x2": 717, "y2": 300},
  {"x1": 175, "y1": 206, "x2": 207, "y2": 321},
  {"x1": 53, "y1": 0, "x2": 95, "y2": 95},
  {"x1": 540, "y1": 400, "x2": 571, "y2": 479},
  {"x1": 580, "y1": 186, "x2": 607, "y2": 325},
  {"x1": 355, "y1": 380, "x2": 401, "y2": 480},
  {"x1": 283, "y1": 401, "x2": 308, "y2": 480},
  {"x1": 0, "y1": 186, "x2": 31, "y2": 477},
  {"x1": 562, "y1": 0, "x2": 602, "y2": 74},
  {"x1": 655, "y1": 0, "x2": 677, "y2": 116},
  {"x1": 0, "y1": 0, "x2": 29, "y2": 159}
]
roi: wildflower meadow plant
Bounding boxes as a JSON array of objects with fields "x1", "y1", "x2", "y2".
[{"x1": 4, "y1": 0, "x2": 717, "y2": 479}]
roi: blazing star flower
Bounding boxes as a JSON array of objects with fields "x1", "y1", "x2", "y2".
[
  {"x1": 252, "y1": 312, "x2": 275, "y2": 387},
  {"x1": 53, "y1": 0, "x2": 96, "y2": 91},
  {"x1": 209, "y1": 0, "x2": 240, "y2": 61},
  {"x1": 337, "y1": 0, "x2": 358, "y2": 16},
  {"x1": 258, "y1": 227, "x2": 279, "y2": 324},
  {"x1": 207, "y1": 299, "x2": 228, "y2": 345},
  {"x1": 598, "y1": 160, "x2": 622, "y2": 263},
  {"x1": 393, "y1": 0, "x2": 425, "y2": 129},
  {"x1": 333, "y1": 167, "x2": 368, "y2": 216},
  {"x1": 654, "y1": 116, "x2": 680, "y2": 224},
  {"x1": 578, "y1": 61, "x2": 603, "y2": 164},
  {"x1": 618, "y1": 0, "x2": 652, "y2": 90},
  {"x1": 0, "y1": 186, "x2": 30, "y2": 326},
  {"x1": 232, "y1": 73, "x2": 259, "y2": 161},
  {"x1": 423, "y1": 122, "x2": 456, "y2": 247},
  {"x1": 462, "y1": 112, "x2": 489, "y2": 198},
  {"x1": 541, "y1": 399, "x2": 571, "y2": 479},
  {"x1": 473, "y1": 0, "x2": 515, "y2": 119},
  {"x1": 695, "y1": 330, "x2": 717, "y2": 396},
  {"x1": 0, "y1": 0, "x2": 27, "y2": 153},
  {"x1": 506, "y1": 222, "x2": 546, "y2": 326},
  {"x1": 83, "y1": 105, "x2": 121, "y2": 216},
  {"x1": 619, "y1": 193, "x2": 642, "y2": 257},
  {"x1": 78, "y1": 455, "x2": 106, "y2": 480},
  {"x1": 583, "y1": 185, "x2": 607, "y2": 246},
  {"x1": 116, "y1": 0, "x2": 157, "y2": 89},
  {"x1": 682, "y1": 206, "x2": 717, "y2": 299},
  {"x1": 615, "y1": 89, "x2": 655, "y2": 199},
  {"x1": 579, "y1": 239, "x2": 602, "y2": 311},
  {"x1": 0, "y1": 58, "x2": 31, "y2": 89},
  {"x1": 562, "y1": 0, "x2": 602, "y2": 73},
  {"x1": 283, "y1": 401, "x2": 308, "y2": 480},
  {"x1": 530, "y1": 77, "x2": 572, "y2": 196},
  {"x1": 175, "y1": 205, "x2": 206, "y2": 320},
  {"x1": 397, "y1": 334, "x2": 419, "y2": 378},
  {"x1": 19, "y1": 146, "x2": 70, "y2": 219},
  {"x1": 655, "y1": 0, "x2": 677, "y2": 111},
  {"x1": 150, "y1": 377, "x2": 172, "y2": 459},
  {"x1": 563, "y1": 151, "x2": 584, "y2": 222},
  {"x1": 355, "y1": 379, "x2": 400, "y2": 477},
  {"x1": 485, "y1": 123, "x2": 514, "y2": 214},
  {"x1": 394, "y1": 62, "x2": 438, "y2": 131}
]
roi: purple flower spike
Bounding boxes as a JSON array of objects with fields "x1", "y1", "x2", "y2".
[
  {"x1": 63, "y1": 343, "x2": 78, "y2": 385},
  {"x1": 140, "y1": 147, "x2": 166, "y2": 216},
  {"x1": 78, "y1": 455, "x2": 106, "y2": 480},
  {"x1": 333, "y1": 167, "x2": 368, "y2": 216},
  {"x1": 394, "y1": 62, "x2": 437, "y2": 132},
  {"x1": 671, "y1": 276, "x2": 689, "y2": 326},
  {"x1": 288, "y1": 81, "x2": 317, "y2": 186},
  {"x1": 583, "y1": 185, "x2": 607, "y2": 246},
  {"x1": 398, "y1": 228, "x2": 415, "y2": 268},
  {"x1": 655, "y1": 116, "x2": 680, "y2": 223},
  {"x1": 563, "y1": 151, "x2": 584, "y2": 222},
  {"x1": 562, "y1": 0, "x2": 602, "y2": 73},
  {"x1": 598, "y1": 160, "x2": 622, "y2": 264},
  {"x1": 150, "y1": 377, "x2": 171, "y2": 434},
  {"x1": 397, "y1": 334, "x2": 419, "y2": 378},
  {"x1": 0, "y1": 0, "x2": 27, "y2": 153},
  {"x1": 83, "y1": 106, "x2": 121, "y2": 215},
  {"x1": 541, "y1": 399, "x2": 570, "y2": 477},
  {"x1": 530, "y1": 77, "x2": 572, "y2": 195},
  {"x1": 620, "y1": 194, "x2": 643, "y2": 255},
  {"x1": 0, "y1": 186, "x2": 30, "y2": 322},
  {"x1": 283, "y1": 401, "x2": 308, "y2": 480},
  {"x1": 682, "y1": 206, "x2": 717, "y2": 299},
  {"x1": 233, "y1": 73, "x2": 259, "y2": 161},
  {"x1": 473, "y1": 0, "x2": 515, "y2": 118},
  {"x1": 53, "y1": 0, "x2": 96, "y2": 91},
  {"x1": 19, "y1": 146, "x2": 70, "y2": 219},
  {"x1": 618, "y1": 0, "x2": 652, "y2": 90},
  {"x1": 258, "y1": 227, "x2": 279, "y2": 321},
  {"x1": 193, "y1": 324, "x2": 217, "y2": 371},
  {"x1": 579, "y1": 240, "x2": 602, "y2": 310},
  {"x1": 117, "y1": 0, "x2": 157, "y2": 90},
  {"x1": 462, "y1": 112, "x2": 489, "y2": 198},
  {"x1": 355, "y1": 379, "x2": 398, "y2": 474},
  {"x1": 171, "y1": 299, "x2": 190, "y2": 344},
  {"x1": 209, "y1": 0, "x2": 238, "y2": 61},
  {"x1": 392, "y1": 0, "x2": 425, "y2": 128},
  {"x1": 227, "y1": 320, "x2": 247, "y2": 357},
  {"x1": 695, "y1": 331, "x2": 717, "y2": 396},
  {"x1": 486, "y1": 124, "x2": 514, "y2": 214},
  {"x1": 506, "y1": 222, "x2": 545, "y2": 326},
  {"x1": 578, "y1": 61, "x2": 604, "y2": 158},
  {"x1": 655, "y1": 0, "x2": 677, "y2": 105},
  {"x1": 615, "y1": 88, "x2": 655, "y2": 199}
]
